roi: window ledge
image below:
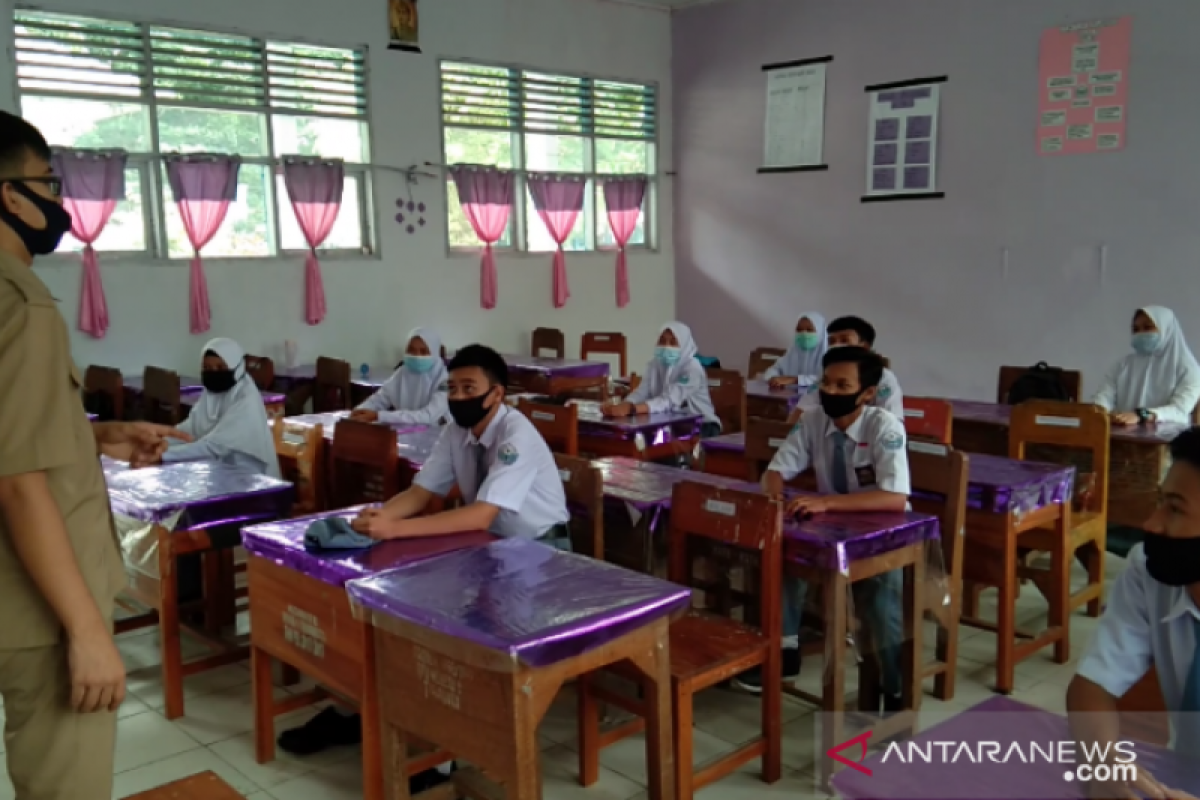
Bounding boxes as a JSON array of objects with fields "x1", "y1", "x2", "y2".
[{"x1": 38, "y1": 250, "x2": 381, "y2": 266}]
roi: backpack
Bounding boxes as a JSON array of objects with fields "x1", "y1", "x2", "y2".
[
  {"x1": 696, "y1": 355, "x2": 722, "y2": 369},
  {"x1": 1005, "y1": 362, "x2": 1070, "y2": 405}
]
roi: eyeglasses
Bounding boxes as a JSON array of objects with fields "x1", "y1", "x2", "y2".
[{"x1": 0, "y1": 176, "x2": 63, "y2": 198}]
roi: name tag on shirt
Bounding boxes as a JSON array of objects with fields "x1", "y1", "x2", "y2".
[{"x1": 855, "y1": 465, "x2": 877, "y2": 487}]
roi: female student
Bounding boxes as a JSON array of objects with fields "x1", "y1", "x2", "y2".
[
  {"x1": 1093, "y1": 306, "x2": 1200, "y2": 426},
  {"x1": 762, "y1": 311, "x2": 827, "y2": 388},
  {"x1": 349, "y1": 327, "x2": 449, "y2": 426},
  {"x1": 155, "y1": 338, "x2": 280, "y2": 477},
  {"x1": 603, "y1": 321, "x2": 722, "y2": 436}
]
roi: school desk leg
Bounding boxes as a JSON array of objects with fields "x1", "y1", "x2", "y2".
[
  {"x1": 252, "y1": 647, "x2": 275, "y2": 764},
  {"x1": 819, "y1": 574, "x2": 848, "y2": 790},
  {"x1": 994, "y1": 538, "x2": 1017, "y2": 695},
  {"x1": 576, "y1": 672, "x2": 601, "y2": 786},
  {"x1": 641, "y1": 626, "x2": 676, "y2": 800},
  {"x1": 157, "y1": 527, "x2": 185, "y2": 720},
  {"x1": 1052, "y1": 516, "x2": 1071, "y2": 664},
  {"x1": 361, "y1": 630, "x2": 384, "y2": 800}
]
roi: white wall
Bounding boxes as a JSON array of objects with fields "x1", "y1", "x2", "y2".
[{"x1": 0, "y1": 0, "x2": 674, "y2": 373}]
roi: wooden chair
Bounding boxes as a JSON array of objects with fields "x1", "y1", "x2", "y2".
[
  {"x1": 329, "y1": 419, "x2": 401, "y2": 508},
  {"x1": 516, "y1": 398, "x2": 579, "y2": 456},
  {"x1": 272, "y1": 420, "x2": 326, "y2": 515},
  {"x1": 748, "y1": 347, "x2": 787, "y2": 379},
  {"x1": 581, "y1": 331, "x2": 628, "y2": 377},
  {"x1": 902, "y1": 396, "x2": 953, "y2": 445},
  {"x1": 997, "y1": 365, "x2": 1082, "y2": 404},
  {"x1": 314, "y1": 356, "x2": 352, "y2": 413},
  {"x1": 744, "y1": 417, "x2": 794, "y2": 480},
  {"x1": 905, "y1": 441, "x2": 969, "y2": 700},
  {"x1": 1009, "y1": 401, "x2": 1109, "y2": 619},
  {"x1": 705, "y1": 368, "x2": 746, "y2": 434},
  {"x1": 578, "y1": 482, "x2": 783, "y2": 798},
  {"x1": 554, "y1": 453, "x2": 604, "y2": 559},
  {"x1": 142, "y1": 366, "x2": 182, "y2": 425},
  {"x1": 83, "y1": 365, "x2": 124, "y2": 421},
  {"x1": 245, "y1": 354, "x2": 276, "y2": 392},
  {"x1": 531, "y1": 327, "x2": 565, "y2": 359},
  {"x1": 1117, "y1": 666, "x2": 1169, "y2": 746}
]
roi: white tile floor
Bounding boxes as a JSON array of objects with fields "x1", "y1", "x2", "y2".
[{"x1": 0, "y1": 557, "x2": 1117, "y2": 800}]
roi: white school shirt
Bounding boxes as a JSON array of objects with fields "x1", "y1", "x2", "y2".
[
  {"x1": 796, "y1": 367, "x2": 905, "y2": 421},
  {"x1": 766, "y1": 405, "x2": 911, "y2": 497},
  {"x1": 414, "y1": 404, "x2": 569, "y2": 540},
  {"x1": 1092, "y1": 306, "x2": 1200, "y2": 425},
  {"x1": 357, "y1": 368, "x2": 449, "y2": 426},
  {"x1": 1075, "y1": 543, "x2": 1198, "y2": 746},
  {"x1": 626, "y1": 355, "x2": 721, "y2": 428}
]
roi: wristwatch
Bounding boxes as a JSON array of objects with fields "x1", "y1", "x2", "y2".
[{"x1": 1136, "y1": 408, "x2": 1152, "y2": 425}]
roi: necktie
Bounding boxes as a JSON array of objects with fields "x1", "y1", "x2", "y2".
[
  {"x1": 474, "y1": 443, "x2": 490, "y2": 492},
  {"x1": 831, "y1": 431, "x2": 849, "y2": 494},
  {"x1": 1177, "y1": 617, "x2": 1200, "y2": 756}
]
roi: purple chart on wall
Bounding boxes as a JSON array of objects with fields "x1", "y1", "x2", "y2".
[{"x1": 863, "y1": 79, "x2": 944, "y2": 200}]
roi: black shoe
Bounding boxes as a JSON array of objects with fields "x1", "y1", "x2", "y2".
[
  {"x1": 882, "y1": 693, "x2": 904, "y2": 715},
  {"x1": 278, "y1": 708, "x2": 363, "y2": 756},
  {"x1": 732, "y1": 648, "x2": 801, "y2": 694},
  {"x1": 410, "y1": 762, "x2": 457, "y2": 795}
]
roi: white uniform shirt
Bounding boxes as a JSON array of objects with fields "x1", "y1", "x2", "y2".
[
  {"x1": 414, "y1": 404, "x2": 569, "y2": 540},
  {"x1": 1076, "y1": 543, "x2": 1199, "y2": 744},
  {"x1": 626, "y1": 355, "x2": 720, "y2": 427},
  {"x1": 797, "y1": 366, "x2": 904, "y2": 420},
  {"x1": 767, "y1": 404, "x2": 911, "y2": 496}
]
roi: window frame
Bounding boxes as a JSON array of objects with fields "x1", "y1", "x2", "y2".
[
  {"x1": 14, "y1": 8, "x2": 377, "y2": 262},
  {"x1": 438, "y1": 57, "x2": 659, "y2": 258}
]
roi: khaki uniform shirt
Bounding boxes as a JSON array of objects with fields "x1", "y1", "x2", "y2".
[{"x1": 0, "y1": 253, "x2": 125, "y2": 649}]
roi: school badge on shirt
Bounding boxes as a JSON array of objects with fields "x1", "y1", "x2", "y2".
[
  {"x1": 498, "y1": 443, "x2": 519, "y2": 465},
  {"x1": 678, "y1": 374, "x2": 690, "y2": 385},
  {"x1": 878, "y1": 384, "x2": 892, "y2": 400},
  {"x1": 882, "y1": 431, "x2": 904, "y2": 451}
]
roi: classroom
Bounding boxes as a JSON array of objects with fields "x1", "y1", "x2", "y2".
[{"x1": 0, "y1": 0, "x2": 1196, "y2": 799}]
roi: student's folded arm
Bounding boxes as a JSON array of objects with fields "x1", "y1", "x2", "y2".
[
  {"x1": 1091, "y1": 365, "x2": 1119, "y2": 412},
  {"x1": 764, "y1": 426, "x2": 810, "y2": 484},
  {"x1": 761, "y1": 362, "x2": 781, "y2": 380},
  {"x1": 160, "y1": 436, "x2": 226, "y2": 464},
  {"x1": 404, "y1": 428, "x2": 456, "y2": 512},
  {"x1": 1148, "y1": 369, "x2": 1200, "y2": 424},
  {"x1": 826, "y1": 490, "x2": 907, "y2": 513},
  {"x1": 625, "y1": 376, "x2": 650, "y2": 406},
  {"x1": 380, "y1": 484, "x2": 435, "y2": 521},
  {"x1": 356, "y1": 389, "x2": 392, "y2": 413},
  {"x1": 381, "y1": 391, "x2": 449, "y2": 427}
]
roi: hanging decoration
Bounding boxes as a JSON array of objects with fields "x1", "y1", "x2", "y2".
[{"x1": 388, "y1": 0, "x2": 420, "y2": 53}]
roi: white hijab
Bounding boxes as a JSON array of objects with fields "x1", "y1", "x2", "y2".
[
  {"x1": 773, "y1": 311, "x2": 827, "y2": 379},
  {"x1": 188, "y1": 338, "x2": 281, "y2": 478},
  {"x1": 379, "y1": 327, "x2": 448, "y2": 410},
  {"x1": 1110, "y1": 306, "x2": 1200, "y2": 411},
  {"x1": 654, "y1": 321, "x2": 698, "y2": 385}
]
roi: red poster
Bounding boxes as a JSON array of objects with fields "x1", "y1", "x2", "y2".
[{"x1": 1037, "y1": 17, "x2": 1131, "y2": 156}]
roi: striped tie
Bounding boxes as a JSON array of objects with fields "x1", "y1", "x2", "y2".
[{"x1": 831, "y1": 431, "x2": 849, "y2": 494}]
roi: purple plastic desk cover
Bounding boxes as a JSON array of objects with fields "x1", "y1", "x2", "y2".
[
  {"x1": 87, "y1": 412, "x2": 98, "y2": 421},
  {"x1": 592, "y1": 457, "x2": 755, "y2": 511},
  {"x1": 573, "y1": 400, "x2": 702, "y2": 442},
  {"x1": 702, "y1": 432, "x2": 746, "y2": 453},
  {"x1": 831, "y1": 695, "x2": 1197, "y2": 800},
  {"x1": 502, "y1": 354, "x2": 610, "y2": 379},
  {"x1": 950, "y1": 399, "x2": 1188, "y2": 445},
  {"x1": 180, "y1": 388, "x2": 285, "y2": 407},
  {"x1": 914, "y1": 453, "x2": 1075, "y2": 515},
  {"x1": 103, "y1": 457, "x2": 293, "y2": 529},
  {"x1": 746, "y1": 380, "x2": 800, "y2": 401},
  {"x1": 783, "y1": 501, "x2": 939, "y2": 574},
  {"x1": 274, "y1": 364, "x2": 317, "y2": 391},
  {"x1": 123, "y1": 375, "x2": 203, "y2": 394},
  {"x1": 284, "y1": 413, "x2": 440, "y2": 468},
  {"x1": 347, "y1": 538, "x2": 691, "y2": 667},
  {"x1": 242, "y1": 507, "x2": 495, "y2": 587}
]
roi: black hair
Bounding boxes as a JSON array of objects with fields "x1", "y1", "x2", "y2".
[
  {"x1": 821, "y1": 346, "x2": 885, "y2": 389},
  {"x1": 1169, "y1": 428, "x2": 1200, "y2": 472},
  {"x1": 827, "y1": 316, "x2": 877, "y2": 346},
  {"x1": 0, "y1": 111, "x2": 51, "y2": 175},
  {"x1": 448, "y1": 344, "x2": 509, "y2": 388}
]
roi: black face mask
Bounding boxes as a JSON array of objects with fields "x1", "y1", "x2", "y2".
[
  {"x1": 819, "y1": 390, "x2": 864, "y2": 420},
  {"x1": 1143, "y1": 533, "x2": 1200, "y2": 587},
  {"x1": 0, "y1": 181, "x2": 72, "y2": 256},
  {"x1": 202, "y1": 369, "x2": 237, "y2": 394},
  {"x1": 448, "y1": 390, "x2": 496, "y2": 429}
]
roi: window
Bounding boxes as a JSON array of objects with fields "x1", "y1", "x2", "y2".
[
  {"x1": 15, "y1": 11, "x2": 373, "y2": 258},
  {"x1": 440, "y1": 61, "x2": 657, "y2": 253}
]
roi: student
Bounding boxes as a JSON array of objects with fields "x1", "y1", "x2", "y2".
[
  {"x1": 152, "y1": 338, "x2": 281, "y2": 478},
  {"x1": 763, "y1": 311, "x2": 827, "y2": 388},
  {"x1": 349, "y1": 327, "x2": 449, "y2": 426},
  {"x1": 734, "y1": 347, "x2": 909, "y2": 710},
  {"x1": 792, "y1": 315, "x2": 903, "y2": 421},
  {"x1": 280, "y1": 345, "x2": 569, "y2": 774},
  {"x1": 603, "y1": 321, "x2": 722, "y2": 436},
  {"x1": 1067, "y1": 426, "x2": 1200, "y2": 798},
  {"x1": 1093, "y1": 306, "x2": 1200, "y2": 427}
]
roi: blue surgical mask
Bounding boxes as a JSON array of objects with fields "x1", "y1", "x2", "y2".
[
  {"x1": 1132, "y1": 332, "x2": 1161, "y2": 356},
  {"x1": 795, "y1": 332, "x2": 820, "y2": 351},
  {"x1": 655, "y1": 346, "x2": 681, "y2": 366},
  {"x1": 405, "y1": 355, "x2": 435, "y2": 373}
]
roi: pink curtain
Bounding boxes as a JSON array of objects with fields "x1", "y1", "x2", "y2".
[
  {"x1": 283, "y1": 157, "x2": 344, "y2": 326},
  {"x1": 527, "y1": 175, "x2": 585, "y2": 309},
  {"x1": 165, "y1": 154, "x2": 240, "y2": 335},
  {"x1": 51, "y1": 148, "x2": 128, "y2": 339},
  {"x1": 449, "y1": 166, "x2": 513, "y2": 309},
  {"x1": 602, "y1": 177, "x2": 647, "y2": 309}
]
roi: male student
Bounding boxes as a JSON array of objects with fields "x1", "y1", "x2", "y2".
[
  {"x1": 0, "y1": 110, "x2": 188, "y2": 800},
  {"x1": 280, "y1": 344, "x2": 570, "y2": 772},
  {"x1": 1067, "y1": 426, "x2": 1200, "y2": 800},
  {"x1": 792, "y1": 315, "x2": 904, "y2": 421},
  {"x1": 734, "y1": 347, "x2": 909, "y2": 712}
]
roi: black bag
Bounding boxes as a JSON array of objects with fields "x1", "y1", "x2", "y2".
[{"x1": 1006, "y1": 362, "x2": 1070, "y2": 405}]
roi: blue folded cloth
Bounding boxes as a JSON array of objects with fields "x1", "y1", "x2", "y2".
[{"x1": 303, "y1": 516, "x2": 379, "y2": 553}]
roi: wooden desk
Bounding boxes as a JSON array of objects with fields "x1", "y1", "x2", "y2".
[
  {"x1": 504, "y1": 353, "x2": 610, "y2": 397},
  {"x1": 347, "y1": 538, "x2": 691, "y2": 800},
  {"x1": 699, "y1": 431, "x2": 753, "y2": 478},
  {"x1": 745, "y1": 379, "x2": 801, "y2": 422},
  {"x1": 104, "y1": 458, "x2": 293, "y2": 720},
  {"x1": 572, "y1": 400, "x2": 703, "y2": 461},
  {"x1": 242, "y1": 510, "x2": 491, "y2": 800}
]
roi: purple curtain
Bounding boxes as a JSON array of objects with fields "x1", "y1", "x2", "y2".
[
  {"x1": 283, "y1": 157, "x2": 344, "y2": 326},
  {"x1": 602, "y1": 177, "x2": 647, "y2": 309},
  {"x1": 449, "y1": 165, "x2": 513, "y2": 310},
  {"x1": 51, "y1": 148, "x2": 127, "y2": 339},
  {"x1": 526, "y1": 174, "x2": 585, "y2": 308},
  {"x1": 165, "y1": 154, "x2": 240, "y2": 335}
]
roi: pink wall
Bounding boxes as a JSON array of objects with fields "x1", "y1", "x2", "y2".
[{"x1": 673, "y1": 0, "x2": 1200, "y2": 400}]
